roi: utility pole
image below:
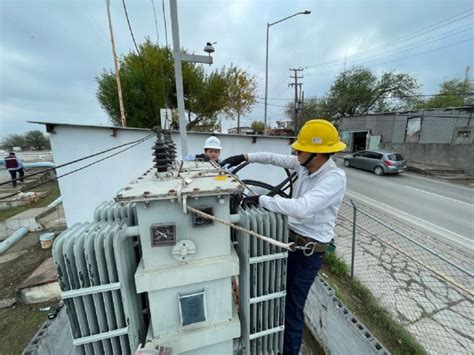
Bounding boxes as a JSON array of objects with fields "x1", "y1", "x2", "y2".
[
  {"x1": 169, "y1": 0, "x2": 213, "y2": 159},
  {"x1": 289, "y1": 68, "x2": 303, "y2": 134},
  {"x1": 105, "y1": 0, "x2": 126, "y2": 127}
]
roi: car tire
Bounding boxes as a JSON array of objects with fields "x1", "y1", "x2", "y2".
[
  {"x1": 343, "y1": 160, "x2": 351, "y2": 167},
  {"x1": 374, "y1": 166, "x2": 384, "y2": 176}
]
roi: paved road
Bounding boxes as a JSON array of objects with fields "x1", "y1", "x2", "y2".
[{"x1": 338, "y1": 161, "x2": 474, "y2": 251}]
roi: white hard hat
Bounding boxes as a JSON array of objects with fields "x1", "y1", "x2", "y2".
[{"x1": 203, "y1": 136, "x2": 222, "y2": 150}]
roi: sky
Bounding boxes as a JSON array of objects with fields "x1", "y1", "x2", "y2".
[{"x1": 0, "y1": 0, "x2": 473, "y2": 138}]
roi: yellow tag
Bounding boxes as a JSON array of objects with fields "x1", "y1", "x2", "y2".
[{"x1": 215, "y1": 175, "x2": 228, "y2": 181}]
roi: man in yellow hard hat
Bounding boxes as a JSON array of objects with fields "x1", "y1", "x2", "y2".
[{"x1": 221, "y1": 119, "x2": 347, "y2": 355}]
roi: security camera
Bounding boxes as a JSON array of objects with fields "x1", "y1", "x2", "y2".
[{"x1": 204, "y1": 42, "x2": 216, "y2": 54}]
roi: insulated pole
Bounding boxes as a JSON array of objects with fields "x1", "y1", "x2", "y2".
[{"x1": 170, "y1": 0, "x2": 188, "y2": 158}]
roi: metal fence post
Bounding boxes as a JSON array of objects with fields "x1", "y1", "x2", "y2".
[{"x1": 350, "y1": 199, "x2": 357, "y2": 279}]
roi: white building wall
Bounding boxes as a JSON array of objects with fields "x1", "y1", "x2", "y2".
[{"x1": 38, "y1": 123, "x2": 294, "y2": 226}]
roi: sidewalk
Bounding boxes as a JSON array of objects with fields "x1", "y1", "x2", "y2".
[
  {"x1": 406, "y1": 161, "x2": 474, "y2": 187},
  {"x1": 335, "y1": 199, "x2": 474, "y2": 354}
]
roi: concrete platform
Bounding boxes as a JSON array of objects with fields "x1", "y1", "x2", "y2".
[
  {"x1": 0, "y1": 191, "x2": 48, "y2": 210},
  {"x1": 18, "y1": 257, "x2": 61, "y2": 304},
  {"x1": 1, "y1": 207, "x2": 51, "y2": 240}
]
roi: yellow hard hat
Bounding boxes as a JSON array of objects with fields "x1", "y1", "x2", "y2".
[{"x1": 291, "y1": 119, "x2": 347, "y2": 153}]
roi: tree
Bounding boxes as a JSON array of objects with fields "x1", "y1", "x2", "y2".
[
  {"x1": 1, "y1": 131, "x2": 50, "y2": 150},
  {"x1": 285, "y1": 96, "x2": 330, "y2": 128},
  {"x1": 251, "y1": 121, "x2": 265, "y2": 135},
  {"x1": 223, "y1": 65, "x2": 257, "y2": 133},
  {"x1": 415, "y1": 77, "x2": 474, "y2": 109},
  {"x1": 1, "y1": 134, "x2": 26, "y2": 150},
  {"x1": 325, "y1": 67, "x2": 419, "y2": 118},
  {"x1": 24, "y1": 130, "x2": 51, "y2": 150},
  {"x1": 96, "y1": 40, "x2": 257, "y2": 132}
]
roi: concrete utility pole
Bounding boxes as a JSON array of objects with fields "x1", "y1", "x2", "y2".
[
  {"x1": 169, "y1": 0, "x2": 213, "y2": 159},
  {"x1": 105, "y1": 0, "x2": 127, "y2": 127},
  {"x1": 289, "y1": 68, "x2": 303, "y2": 134}
]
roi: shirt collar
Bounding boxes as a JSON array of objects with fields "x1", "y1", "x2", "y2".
[{"x1": 308, "y1": 157, "x2": 335, "y2": 177}]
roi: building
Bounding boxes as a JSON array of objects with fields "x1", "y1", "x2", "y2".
[
  {"x1": 339, "y1": 106, "x2": 474, "y2": 175},
  {"x1": 227, "y1": 126, "x2": 254, "y2": 135}
]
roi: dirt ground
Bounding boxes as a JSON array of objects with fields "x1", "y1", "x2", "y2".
[{"x1": 0, "y1": 242, "x2": 59, "y2": 355}]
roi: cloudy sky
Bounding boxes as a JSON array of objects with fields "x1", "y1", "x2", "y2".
[{"x1": 0, "y1": 0, "x2": 472, "y2": 137}]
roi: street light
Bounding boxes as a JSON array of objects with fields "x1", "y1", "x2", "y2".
[{"x1": 264, "y1": 10, "x2": 311, "y2": 134}]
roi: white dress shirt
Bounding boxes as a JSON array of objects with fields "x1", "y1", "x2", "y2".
[{"x1": 247, "y1": 152, "x2": 346, "y2": 243}]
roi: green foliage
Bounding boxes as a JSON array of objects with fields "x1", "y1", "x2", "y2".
[
  {"x1": 285, "y1": 96, "x2": 331, "y2": 129},
  {"x1": 326, "y1": 66, "x2": 419, "y2": 117},
  {"x1": 24, "y1": 130, "x2": 51, "y2": 150},
  {"x1": 96, "y1": 40, "x2": 257, "y2": 132},
  {"x1": 250, "y1": 121, "x2": 265, "y2": 135},
  {"x1": 1, "y1": 134, "x2": 26, "y2": 150},
  {"x1": 1, "y1": 130, "x2": 50, "y2": 150},
  {"x1": 414, "y1": 78, "x2": 474, "y2": 109},
  {"x1": 287, "y1": 66, "x2": 419, "y2": 124}
]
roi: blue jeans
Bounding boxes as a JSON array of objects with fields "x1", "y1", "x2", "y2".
[{"x1": 283, "y1": 249, "x2": 325, "y2": 355}]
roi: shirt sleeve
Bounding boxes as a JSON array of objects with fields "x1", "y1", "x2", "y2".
[
  {"x1": 259, "y1": 172, "x2": 346, "y2": 218},
  {"x1": 247, "y1": 152, "x2": 299, "y2": 170}
]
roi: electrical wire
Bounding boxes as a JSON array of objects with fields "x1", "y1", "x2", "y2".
[
  {"x1": 151, "y1": 0, "x2": 169, "y2": 110},
  {"x1": 307, "y1": 26, "x2": 473, "y2": 76},
  {"x1": 122, "y1": 0, "x2": 158, "y2": 121},
  {"x1": 0, "y1": 133, "x2": 155, "y2": 187},
  {"x1": 161, "y1": 0, "x2": 169, "y2": 48},
  {"x1": 303, "y1": 9, "x2": 473, "y2": 70},
  {"x1": 306, "y1": 38, "x2": 473, "y2": 77},
  {"x1": 0, "y1": 134, "x2": 155, "y2": 201}
]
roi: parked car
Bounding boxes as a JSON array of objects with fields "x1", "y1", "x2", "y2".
[{"x1": 343, "y1": 150, "x2": 407, "y2": 175}]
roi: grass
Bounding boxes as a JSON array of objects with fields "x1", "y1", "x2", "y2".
[
  {"x1": 0, "y1": 182, "x2": 60, "y2": 222},
  {"x1": 323, "y1": 252, "x2": 427, "y2": 355}
]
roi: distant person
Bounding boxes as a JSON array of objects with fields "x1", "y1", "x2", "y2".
[
  {"x1": 4, "y1": 151, "x2": 25, "y2": 188},
  {"x1": 189, "y1": 136, "x2": 223, "y2": 163}
]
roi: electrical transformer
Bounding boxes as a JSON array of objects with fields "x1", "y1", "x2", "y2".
[{"x1": 52, "y1": 132, "x2": 289, "y2": 355}]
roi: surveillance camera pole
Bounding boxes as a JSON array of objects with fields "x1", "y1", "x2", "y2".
[{"x1": 170, "y1": 0, "x2": 213, "y2": 159}]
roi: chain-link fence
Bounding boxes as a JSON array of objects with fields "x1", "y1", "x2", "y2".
[{"x1": 335, "y1": 198, "x2": 474, "y2": 354}]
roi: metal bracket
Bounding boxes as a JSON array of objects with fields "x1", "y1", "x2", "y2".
[{"x1": 181, "y1": 53, "x2": 212, "y2": 64}]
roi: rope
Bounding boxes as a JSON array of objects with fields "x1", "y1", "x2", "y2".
[{"x1": 187, "y1": 206, "x2": 294, "y2": 251}]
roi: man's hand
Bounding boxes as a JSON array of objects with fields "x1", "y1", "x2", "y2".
[
  {"x1": 220, "y1": 154, "x2": 246, "y2": 168},
  {"x1": 242, "y1": 195, "x2": 260, "y2": 208}
]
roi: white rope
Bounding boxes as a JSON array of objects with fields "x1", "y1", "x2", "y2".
[{"x1": 187, "y1": 206, "x2": 294, "y2": 251}]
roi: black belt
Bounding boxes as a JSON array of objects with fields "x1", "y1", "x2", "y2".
[{"x1": 289, "y1": 229, "x2": 329, "y2": 253}]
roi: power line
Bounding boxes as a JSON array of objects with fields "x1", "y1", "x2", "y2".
[
  {"x1": 151, "y1": 0, "x2": 169, "y2": 109},
  {"x1": 161, "y1": 0, "x2": 169, "y2": 48},
  {"x1": 0, "y1": 133, "x2": 155, "y2": 187},
  {"x1": 306, "y1": 25, "x2": 473, "y2": 74},
  {"x1": 303, "y1": 9, "x2": 473, "y2": 70},
  {"x1": 0, "y1": 134, "x2": 155, "y2": 201},
  {"x1": 122, "y1": 0, "x2": 158, "y2": 121},
  {"x1": 306, "y1": 38, "x2": 473, "y2": 77},
  {"x1": 151, "y1": 0, "x2": 160, "y2": 44}
]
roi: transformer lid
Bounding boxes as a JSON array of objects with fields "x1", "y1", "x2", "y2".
[{"x1": 115, "y1": 161, "x2": 243, "y2": 203}]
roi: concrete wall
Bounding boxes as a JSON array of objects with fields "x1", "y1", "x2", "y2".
[
  {"x1": 381, "y1": 142, "x2": 474, "y2": 175},
  {"x1": 339, "y1": 109, "x2": 473, "y2": 174},
  {"x1": 305, "y1": 277, "x2": 390, "y2": 355},
  {"x1": 35, "y1": 123, "x2": 294, "y2": 226}
]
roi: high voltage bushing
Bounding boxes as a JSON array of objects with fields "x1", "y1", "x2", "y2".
[
  {"x1": 164, "y1": 131, "x2": 177, "y2": 162},
  {"x1": 152, "y1": 132, "x2": 171, "y2": 172}
]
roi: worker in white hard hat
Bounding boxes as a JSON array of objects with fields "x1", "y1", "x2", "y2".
[{"x1": 194, "y1": 136, "x2": 222, "y2": 163}]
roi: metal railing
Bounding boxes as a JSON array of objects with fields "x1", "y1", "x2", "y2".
[{"x1": 335, "y1": 198, "x2": 474, "y2": 354}]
